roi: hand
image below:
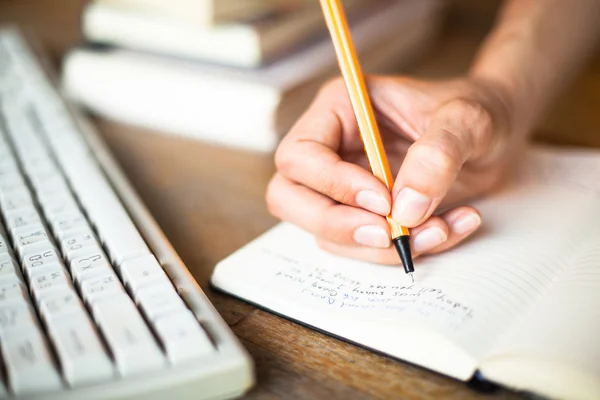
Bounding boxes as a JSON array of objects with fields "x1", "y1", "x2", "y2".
[{"x1": 267, "y1": 76, "x2": 517, "y2": 264}]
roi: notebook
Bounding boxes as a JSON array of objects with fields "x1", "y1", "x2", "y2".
[{"x1": 211, "y1": 146, "x2": 600, "y2": 400}]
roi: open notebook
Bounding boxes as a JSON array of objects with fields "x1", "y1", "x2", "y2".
[{"x1": 211, "y1": 146, "x2": 600, "y2": 400}]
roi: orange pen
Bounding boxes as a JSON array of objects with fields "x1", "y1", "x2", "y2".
[{"x1": 319, "y1": 0, "x2": 414, "y2": 281}]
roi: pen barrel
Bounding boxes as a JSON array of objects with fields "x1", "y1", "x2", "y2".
[
  {"x1": 320, "y1": 0, "x2": 411, "y2": 242},
  {"x1": 387, "y1": 217, "x2": 410, "y2": 238},
  {"x1": 319, "y1": 0, "x2": 395, "y2": 190}
]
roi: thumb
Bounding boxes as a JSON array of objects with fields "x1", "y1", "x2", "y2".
[{"x1": 391, "y1": 99, "x2": 493, "y2": 227}]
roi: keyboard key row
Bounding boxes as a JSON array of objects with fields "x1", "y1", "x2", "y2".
[
  {"x1": 0, "y1": 40, "x2": 219, "y2": 395},
  {"x1": 39, "y1": 291, "x2": 114, "y2": 386},
  {"x1": 3, "y1": 330, "x2": 63, "y2": 394},
  {"x1": 49, "y1": 314, "x2": 114, "y2": 386},
  {"x1": 93, "y1": 296, "x2": 165, "y2": 376}
]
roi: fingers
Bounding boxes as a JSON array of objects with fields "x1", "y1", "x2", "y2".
[
  {"x1": 316, "y1": 206, "x2": 482, "y2": 265},
  {"x1": 392, "y1": 98, "x2": 494, "y2": 227},
  {"x1": 266, "y1": 174, "x2": 390, "y2": 248},
  {"x1": 267, "y1": 173, "x2": 481, "y2": 265},
  {"x1": 275, "y1": 79, "x2": 392, "y2": 216},
  {"x1": 419, "y1": 206, "x2": 482, "y2": 255}
]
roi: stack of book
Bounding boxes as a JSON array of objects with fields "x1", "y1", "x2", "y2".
[{"x1": 62, "y1": 0, "x2": 444, "y2": 152}]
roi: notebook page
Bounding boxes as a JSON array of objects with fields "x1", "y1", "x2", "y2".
[
  {"x1": 212, "y1": 146, "x2": 600, "y2": 379},
  {"x1": 480, "y1": 242, "x2": 600, "y2": 398},
  {"x1": 480, "y1": 214, "x2": 600, "y2": 395}
]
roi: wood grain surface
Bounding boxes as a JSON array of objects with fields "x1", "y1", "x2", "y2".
[{"x1": 1, "y1": 1, "x2": 599, "y2": 399}]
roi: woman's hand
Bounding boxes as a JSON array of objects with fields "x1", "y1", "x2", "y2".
[
  {"x1": 266, "y1": 0, "x2": 600, "y2": 265},
  {"x1": 267, "y1": 76, "x2": 517, "y2": 264}
]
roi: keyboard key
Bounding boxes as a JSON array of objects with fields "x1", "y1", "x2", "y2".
[
  {"x1": 40, "y1": 193, "x2": 79, "y2": 218},
  {"x1": 0, "y1": 281, "x2": 28, "y2": 307},
  {"x1": 5, "y1": 207, "x2": 42, "y2": 236},
  {"x1": 0, "y1": 232, "x2": 13, "y2": 256},
  {"x1": 14, "y1": 226, "x2": 51, "y2": 259},
  {"x1": 0, "y1": 188, "x2": 33, "y2": 214},
  {"x1": 25, "y1": 159, "x2": 59, "y2": 181},
  {"x1": 47, "y1": 313, "x2": 114, "y2": 386},
  {"x1": 0, "y1": 277, "x2": 26, "y2": 292},
  {"x1": 2, "y1": 330, "x2": 63, "y2": 394},
  {"x1": 0, "y1": 154, "x2": 18, "y2": 176},
  {"x1": 29, "y1": 269, "x2": 72, "y2": 302},
  {"x1": 22, "y1": 246, "x2": 63, "y2": 280},
  {"x1": 121, "y1": 255, "x2": 169, "y2": 295},
  {"x1": 21, "y1": 159, "x2": 54, "y2": 179},
  {"x1": 92, "y1": 296, "x2": 165, "y2": 376},
  {"x1": 48, "y1": 211, "x2": 88, "y2": 239},
  {"x1": 136, "y1": 283, "x2": 185, "y2": 320},
  {"x1": 80, "y1": 272, "x2": 125, "y2": 305},
  {"x1": 70, "y1": 251, "x2": 113, "y2": 286},
  {"x1": 60, "y1": 228, "x2": 98, "y2": 262},
  {"x1": 0, "y1": 303, "x2": 38, "y2": 337},
  {"x1": 0, "y1": 254, "x2": 21, "y2": 282},
  {"x1": 21, "y1": 155, "x2": 56, "y2": 179},
  {"x1": 154, "y1": 310, "x2": 214, "y2": 365},
  {"x1": 0, "y1": 171, "x2": 26, "y2": 192},
  {"x1": 38, "y1": 290, "x2": 85, "y2": 323},
  {"x1": 32, "y1": 175, "x2": 71, "y2": 203}
]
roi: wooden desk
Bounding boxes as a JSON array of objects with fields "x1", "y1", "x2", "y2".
[{"x1": 2, "y1": 1, "x2": 599, "y2": 399}]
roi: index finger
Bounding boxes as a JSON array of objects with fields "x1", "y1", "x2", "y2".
[{"x1": 275, "y1": 80, "x2": 392, "y2": 216}]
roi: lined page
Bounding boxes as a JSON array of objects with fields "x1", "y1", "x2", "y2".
[
  {"x1": 479, "y1": 231, "x2": 600, "y2": 399},
  {"x1": 212, "y1": 146, "x2": 600, "y2": 374}
]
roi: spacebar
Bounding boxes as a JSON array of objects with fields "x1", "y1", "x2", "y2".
[{"x1": 62, "y1": 157, "x2": 150, "y2": 266}]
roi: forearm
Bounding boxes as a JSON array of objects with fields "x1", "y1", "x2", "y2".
[{"x1": 469, "y1": 0, "x2": 600, "y2": 137}]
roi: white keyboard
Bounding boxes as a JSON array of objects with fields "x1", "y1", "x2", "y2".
[{"x1": 0, "y1": 28, "x2": 254, "y2": 399}]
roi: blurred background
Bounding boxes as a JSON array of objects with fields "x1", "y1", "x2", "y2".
[{"x1": 1, "y1": 0, "x2": 599, "y2": 153}]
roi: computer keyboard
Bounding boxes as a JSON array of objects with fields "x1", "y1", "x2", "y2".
[{"x1": 0, "y1": 27, "x2": 254, "y2": 399}]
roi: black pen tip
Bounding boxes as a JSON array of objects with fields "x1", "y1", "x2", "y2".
[{"x1": 393, "y1": 235, "x2": 414, "y2": 275}]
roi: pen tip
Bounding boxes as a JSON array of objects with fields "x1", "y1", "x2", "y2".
[
  {"x1": 393, "y1": 235, "x2": 415, "y2": 274},
  {"x1": 409, "y1": 272, "x2": 414, "y2": 284}
]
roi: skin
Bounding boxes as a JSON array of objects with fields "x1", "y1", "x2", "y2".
[{"x1": 267, "y1": 0, "x2": 600, "y2": 265}]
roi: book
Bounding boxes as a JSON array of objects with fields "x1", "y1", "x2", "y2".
[
  {"x1": 211, "y1": 146, "x2": 600, "y2": 400},
  {"x1": 83, "y1": 0, "x2": 368, "y2": 67},
  {"x1": 94, "y1": 0, "x2": 311, "y2": 26},
  {"x1": 62, "y1": 0, "x2": 443, "y2": 152}
]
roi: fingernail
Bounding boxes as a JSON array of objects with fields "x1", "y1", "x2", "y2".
[
  {"x1": 452, "y1": 214, "x2": 481, "y2": 235},
  {"x1": 413, "y1": 227, "x2": 447, "y2": 253},
  {"x1": 353, "y1": 225, "x2": 390, "y2": 248},
  {"x1": 356, "y1": 190, "x2": 390, "y2": 215},
  {"x1": 392, "y1": 187, "x2": 432, "y2": 226}
]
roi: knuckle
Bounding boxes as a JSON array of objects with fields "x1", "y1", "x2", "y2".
[
  {"x1": 448, "y1": 98, "x2": 487, "y2": 121},
  {"x1": 274, "y1": 143, "x2": 294, "y2": 176},
  {"x1": 409, "y1": 141, "x2": 458, "y2": 174},
  {"x1": 265, "y1": 175, "x2": 285, "y2": 219},
  {"x1": 446, "y1": 98, "x2": 495, "y2": 147},
  {"x1": 316, "y1": 160, "x2": 355, "y2": 205},
  {"x1": 337, "y1": 190, "x2": 356, "y2": 206}
]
